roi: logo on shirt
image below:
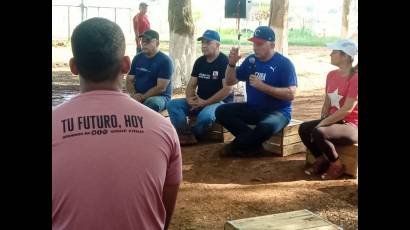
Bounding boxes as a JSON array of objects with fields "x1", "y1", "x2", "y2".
[
  {"x1": 136, "y1": 67, "x2": 151, "y2": 73},
  {"x1": 60, "y1": 114, "x2": 145, "y2": 139},
  {"x1": 269, "y1": 66, "x2": 276, "y2": 73},
  {"x1": 198, "y1": 73, "x2": 211, "y2": 79},
  {"x1": 255, "y1": 72, "x2": 266, "y2": 81},
  {"x1": 212, "y1": 71, "x2": 219, "y2": 79}
]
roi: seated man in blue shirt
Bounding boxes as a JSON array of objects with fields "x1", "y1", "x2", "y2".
[
  {"x1": 167, "y1": 30, "x2": 233, "y2": 145},
  {"x1": 126, "y1": 29, "x2": 174, "y2": 112},
  {"x1": 216, "y1": 26, "x2": 298, "y2": 157}
]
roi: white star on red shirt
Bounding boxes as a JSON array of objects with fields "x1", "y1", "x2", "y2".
[{"x1": 328, "y1": 88, "x2": 344, "y2": 109}]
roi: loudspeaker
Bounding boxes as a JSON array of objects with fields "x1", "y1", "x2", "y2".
[{"x1": 225, "y1": 0, "x2": 252, "y2": 19}]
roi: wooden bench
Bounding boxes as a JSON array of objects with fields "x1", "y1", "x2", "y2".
[
  {"x1": 207, "y1": 119, "x2": 306, "y2": 157},
  {"x1": 306, "y1": 143, "x2": 358, "y2": 178},
  {"x1": 262, "y1": 119, "x2": 306, "y2": 156},
  {"x1": 224, "y1": 209, "x2": 341, "y2": 230}
]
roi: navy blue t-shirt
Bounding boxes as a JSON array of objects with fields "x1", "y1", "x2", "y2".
[
  {"x1": 236, "y1": 53, "x2": 297, "y2": 119},
  {"x1": 191, "y1": 52, "x2": 233, "y2": 103},
  {"x1": 129, "y1": 51, "x2": 174, "y2": 100}
]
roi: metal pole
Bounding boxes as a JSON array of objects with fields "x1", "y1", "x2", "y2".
[
  {"x1": 80, "y1": 0, "x2": 84, "y2": 22},
  {"x1": 67, "y1": 7, "x2": 70, "y2": 41},
  {"x1": 97, "y1": 7, "x2": 100, "y2": 17},
  {"x1": 114, "y1": 8, "x2": 117, "y2": 23}
]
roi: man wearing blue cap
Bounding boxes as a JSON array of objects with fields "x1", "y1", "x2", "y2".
[
  {"x1": 216, "y1": 26, "x2": 298, "y2": 157},
  {"x1": 167, "y1": 30, "x2": 233, "y2": 145}
]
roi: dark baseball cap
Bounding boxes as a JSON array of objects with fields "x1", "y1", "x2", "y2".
[
  {"x1": 248, "y1": 26, "x2": 275, "y2": 44},
  {"x1": 139, "y1": 29, "x2": 159, "y2": 40}
]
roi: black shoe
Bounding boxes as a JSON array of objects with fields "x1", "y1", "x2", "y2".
[
  {"x1": 220, "y1": 143, "x2": 264, "y2": 158},
  {"x1": 234, "y1": 144, "x2": 264, "y2": 157},
  {"x1": 220, "y1": 143, "x2": 239, "y2": 157}
]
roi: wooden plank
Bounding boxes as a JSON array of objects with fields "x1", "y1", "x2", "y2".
[
  {"x1": 282, "y1": 134, "x2": 302, "y2": 145},
  {"x1": 340, "y1": 155, "x2": 357, "y2": 178},
  {"x1": 266, "y1": 135, "x2": 283, "y2": 146},
  {"x1": 282, "y1": 142, "x2": 307, "y2": 156},
  {"x1": 263, "y1": 141, "x2": 282, "y2": 154},
  {"x1": 263, "y1": 141, "x2": 306, "y2": 156},
  {"x1": 224, "y1": 210, "x2": 340, "y2": 230},
  {"x1": 280, "y1": 119, "x2": 304, "y2": 137},
  {"x1": 337, "y1": 144, "x2": 358, "y2": 158},
  {"x1": 282, "y1": 124, "x2": 301, "y2": 136}
]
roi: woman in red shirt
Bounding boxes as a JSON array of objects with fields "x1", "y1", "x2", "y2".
[{"x1": 298, "y1": 40, "x2": 358, "y2": 180}]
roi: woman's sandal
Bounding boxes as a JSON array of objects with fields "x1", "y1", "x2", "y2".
[
  {"x1": 321, "y1": 163, "x2": 345, "y2": 180},
  {"x1": 305, "y1": 158, "x2": 329, "y2": 175}
]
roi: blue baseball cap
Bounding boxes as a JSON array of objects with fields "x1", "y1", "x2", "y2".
[
  {"x1": 248, "y1": 26, "x2": 275, "y2": 44},
  {"x1": 197, "y1": 30, "x2": 220, "y2": 42}
]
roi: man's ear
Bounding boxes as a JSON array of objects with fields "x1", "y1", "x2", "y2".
[
  {"x1": 69, "y1": 58, "x2": 79, "y2": 75},
  {"x1": 270, "y1": 42, "x2": 276, "y2": 50},
  {"x1": 121, "y1": 56, "x2": 131, "y2": 74}
]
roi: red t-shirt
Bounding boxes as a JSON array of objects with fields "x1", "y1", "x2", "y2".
[
  {"x1": 133, "y1": 13, "x2": 150, "y2": 35},
  {"x1": 326, "y1": 70, "x2": 358, "y2": 127}
]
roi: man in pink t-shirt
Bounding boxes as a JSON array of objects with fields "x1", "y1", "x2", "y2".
[
  {"x1": 133, "y1": 2, "x2": 150, "y2": 53},
  {"x1": 52, "y1": 18, "x2": 182, "y2": 230}
]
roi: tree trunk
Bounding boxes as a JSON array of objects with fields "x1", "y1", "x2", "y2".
[
  {"x1": 168, "y1": 0, "x2": 195, "y2": 89},
  {"x1": 341, "y1": 0, "x2": 351, "y2": 38},
  {"x1": 268, "y1": 0, "x2": 289, "y2": 56}
]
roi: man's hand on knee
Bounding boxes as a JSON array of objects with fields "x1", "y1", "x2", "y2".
[{"x1": 132, "y1": 93, "x2": 145, "y2": 102}]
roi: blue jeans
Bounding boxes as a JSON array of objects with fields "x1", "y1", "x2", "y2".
[
  {"x1": 143, "y1": 96, "x2": 168, "y2": 112},
  {"x1": 215, "y1": 103, "x2": 290, "y2": 147},
  {"x1": 167, "y1": 98, "x2": 223, "y2": 137}
]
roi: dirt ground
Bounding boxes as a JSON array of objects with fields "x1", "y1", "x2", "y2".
[{"x1": 52, "y1": 46, "x2": 357, "y2": 230}]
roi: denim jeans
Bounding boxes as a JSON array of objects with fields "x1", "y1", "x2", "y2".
[
  {"x1": 215, "y1": 102, "x2": 290, "y2": 147},
  {"x1": 167, "y1": 98, "x2": 223, "y2": 137},
  {"x1": 143, "y1": 96, "x2": 168, "y2": 112}
]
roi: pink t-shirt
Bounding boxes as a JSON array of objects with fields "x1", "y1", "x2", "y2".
[
  {"x1": 326, "y1": 70, "x2": 358, "y2": 127},
  {"x1": 52, "y1": 90, "x2": 182, "y2": 230}
]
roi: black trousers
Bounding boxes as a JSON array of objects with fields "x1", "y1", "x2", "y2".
[{"x1": 298, "y1": 119, "x2": 358, "y2": 162}]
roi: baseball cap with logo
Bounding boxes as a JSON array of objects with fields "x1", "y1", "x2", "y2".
[
  {"x1": 197, "y1": 30, "x2": 220, "y2": 42},
  {"x1": 248, "y1": 26, "x2": 275, "y2": 44},
  {"x1": 139, "y1": 29, "x2": 159, "y2": 40},
  {"x1": 326, "y1": 39, "x2": 358, "y2": 58}
]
